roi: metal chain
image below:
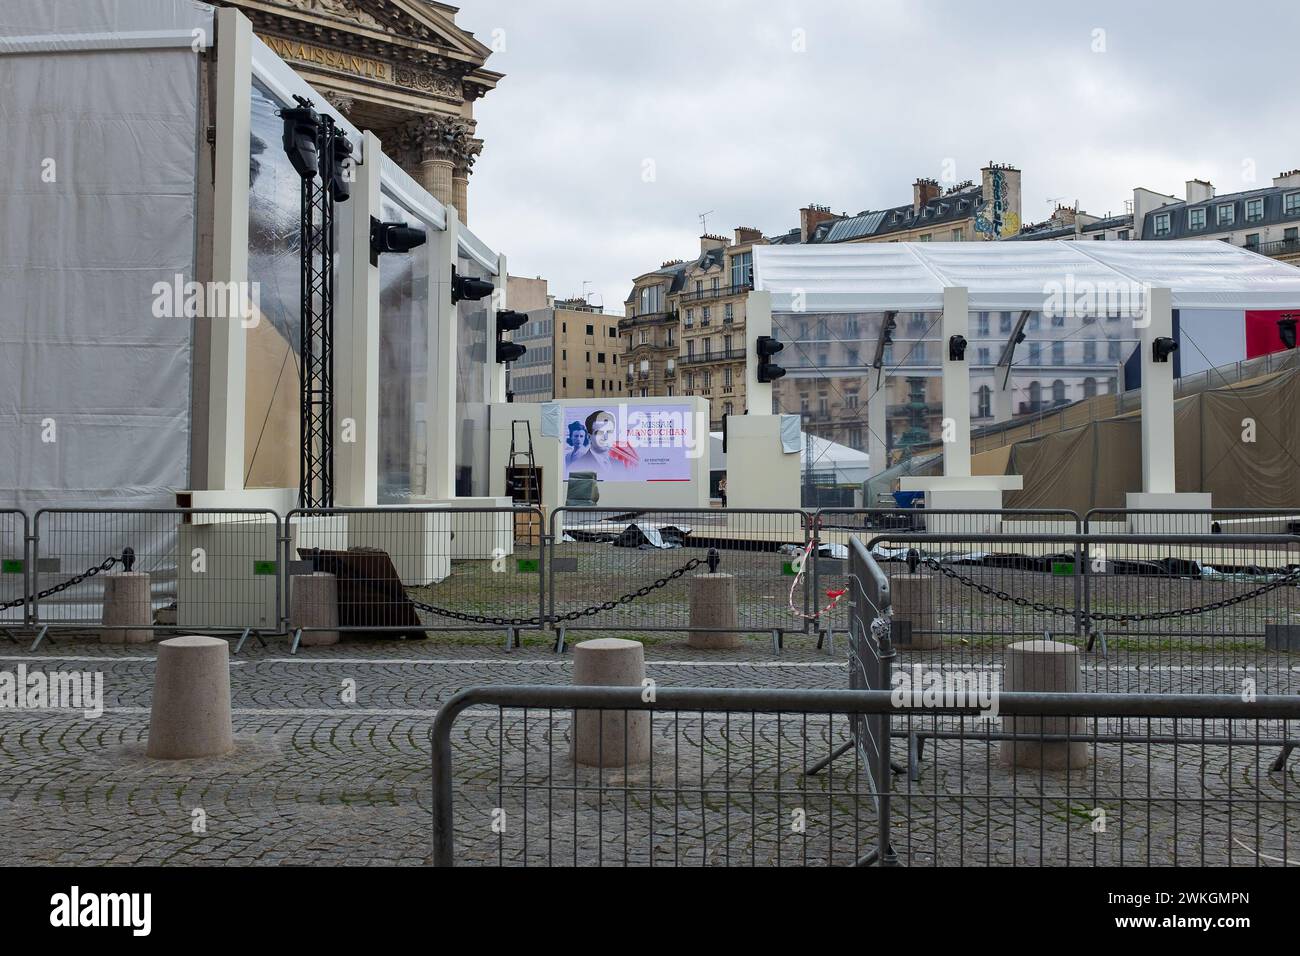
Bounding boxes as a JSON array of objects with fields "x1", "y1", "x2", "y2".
[
  {"x1": 0, "y1": 555, "x2": 123, "y2": 612},
  {"x1": 409, "y1": 556, "x2": 707, "y2": 628},
  {"x1": 922, "y1": 556, "x2": 1300, "y2": 624}
]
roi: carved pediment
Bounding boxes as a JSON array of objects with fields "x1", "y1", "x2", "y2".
[{"x1": 256, "y1": 0, "x2": 492, "y2": 62}]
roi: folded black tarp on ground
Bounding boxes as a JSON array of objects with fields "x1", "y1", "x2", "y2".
[
  {"x1": 612, "y1": 523, "x2": 690, "y2": 549},
  {"x1": 298, "y1": 547, "x2": 427, "y2": 639}
]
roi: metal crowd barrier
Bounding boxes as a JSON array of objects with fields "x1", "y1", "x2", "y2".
[
  {"x1": 283, "y1": 507, "x2": 546, "y2": 650},
  {"x1": 808, "y1": 509, "x2": 1082, "y2": 649},
  {"x1": 3, "y1": 505, "x2": 1300, "y2": 660},
  {"x1": 548, "y1": 507, "x2": 814, "y2": 652},
  {"x1": 0, "y1": 509, "x2": 30, "y2": 641},
  {"x1": 26, "y1": 508, "x2": 282, "y2": 650},
  {"x1": 429, "y1": 683, "x2": 1300, "y2": 866},
  {"x1": 858, "y1": 527, "x2": 1300, "y2": 697}
]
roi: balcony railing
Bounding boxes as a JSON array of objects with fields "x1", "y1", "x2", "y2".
[
  {"x1": 1251, "y1": 237, "x2": 1300, "y2": 258},
  {"x1": 675, "y1": 282, "x2": 753, "y2": 304},
  {"x1": 618, "y1": 311, "x2": 677, "y2": 331},
  {"x1": 679, "y1": 348, "x2": 745, "y2": 366}
]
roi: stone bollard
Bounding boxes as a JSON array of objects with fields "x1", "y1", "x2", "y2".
[
  {"x1": 100, "y1": 572, "x2": 152, "y2": 644},
  {"x1": 146, "y1": 636, "x2": 234, "y2": 760},
  {"x1": 687, "y1": 573, "x2": 742, "y2": 649},
  {"x1": 890, "y1": 573, "x2": 939, "y2": 649},
  {"x1": 290, "y1": 572, "x2": 340, "y2": 646},
  {"x1": 999, "y1": 639, "x2": 1093, "y2": 771},
  {"x1": 571, "y1": 638, "x2": 651, "y2": 768}
]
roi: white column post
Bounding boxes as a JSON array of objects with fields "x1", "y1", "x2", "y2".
[
  {"x1": 334, "y1": 131, "x2": 381, "y2": 506},
  {"x1": 488, "y1": 253, "x2": 508, "y2": 404},
  {"x1": 426, "y1": 208, "x2": 460, "y2": 499},
  {"x1": 867, "y1": 365, "x2": 888, "y2": 477},
  {"x1": 743, "y1": 290, "x2": 773, "y2": 414},
  {"x1": 207, "y1": 7, "x2": 252, "y2": 490},
  {"x1": 941, "y1": 286, "x2": 971, "y2": 478},
  {"x1": 992, "y1": 370, "x2": 1014, "y2": 423},
  {"x1": 1139, "y1": 286, "x2": 1176, "y2": 494}
]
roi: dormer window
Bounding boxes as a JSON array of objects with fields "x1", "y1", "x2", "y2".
[
  {"x1": 1152, "y1": 212, "x2": 1171, "y2": 237},
  {"x1": 1188, "y1": 208, "x2": 1205, "y2": 231},
  {"x1": 1217, "y1": 204, "x2": 1235, "y2": 226}
]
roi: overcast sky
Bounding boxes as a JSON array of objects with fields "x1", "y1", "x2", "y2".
[{"x1": 456, "y1": 0, "x2": 1298, "y2": 315}]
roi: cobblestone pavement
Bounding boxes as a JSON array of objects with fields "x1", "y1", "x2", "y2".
[{"x1": 0, "y1": 633, "x2": 1296, "y2": 866}]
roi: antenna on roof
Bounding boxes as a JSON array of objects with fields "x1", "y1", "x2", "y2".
[{"x1": 698, "y1": 210, "x2": 714, "y2": 233}]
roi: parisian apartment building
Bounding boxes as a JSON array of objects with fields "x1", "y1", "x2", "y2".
[
  {"x1": 507, "y1": 276, "x2": 624, "y2": 402},
  {"x1": 621, "y1": 228, "x2": 760, "y2": 428}
]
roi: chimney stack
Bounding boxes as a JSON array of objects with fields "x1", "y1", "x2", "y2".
[
  {"x1": 1185, "y1": 179, "x2": 1215, "y2": 204},
  {"x1": 799, "y1": 204, "x2": 837, "y2": 242},
  {"x1": 913, "y1": 178, "x2": 941, "y2": 212},
  {"x1": 734, "y1": 226, "x2": 764, "y2": 245}
]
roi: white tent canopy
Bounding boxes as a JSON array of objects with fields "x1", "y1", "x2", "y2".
[{"x1": 753, "y1": 240, "x2": 1300, "y2": 313}]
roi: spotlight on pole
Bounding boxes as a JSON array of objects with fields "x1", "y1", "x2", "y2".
[
  {"x1": 1152, "y1": 336, "x2": 1178, "y2": 363},
  {"x1": 495, "y1": 309, "x2": 528, "y2": 364},
  {"x1": 279, "y1": 95, "x2": 321, "y2": 180},
  {"x1": 369, "y1": 217, "x2": 427, "y2": 266},
  {"x1": 756, "y1": 334, "x2": 786, "y2": 383},
  {"x1": 452, "y1": 268, "x2": 494, "y2": 304},
  {"x1": 948, "y1": 334, "x2": 968, "y2": 361},
  {"x1": 327, "y1": 130, "x2": 353, "y2": 203}
]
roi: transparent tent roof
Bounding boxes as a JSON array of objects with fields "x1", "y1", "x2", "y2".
[{"x1": 754, "y1": 240, "x2": 1300, "y2": 313}]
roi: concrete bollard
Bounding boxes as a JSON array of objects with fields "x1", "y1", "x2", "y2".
[
  {"x1": 146, "y1": 636, "x2": 234, "y2": 760},
  {"x1": 290, "y1": 572, "x2": 340, "y2": 646},
  {"x1": 571, "y1": 638, "x2": 651, "y2": 768},
  {"x1": 999, "y1": 639, "x2": 1093, "y2": 771},
  {"x1": 890, "y1": 573, "x2": 939, "y2": 649},
  {"x1": 100, "y1": 572, "x2": 152, "y2": 644},
  {"x1": 687, "y1": 573, "x2": 742, "y2": 649}
]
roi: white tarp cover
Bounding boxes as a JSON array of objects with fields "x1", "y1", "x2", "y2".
[
  {"x1": 0, "y1": 0, "x2": 213, "y2": 51},
  {"x1": 0, "y1": 3, "x2": 202, "y2": 511},
  {"x1": 754, "y1": 241, "x2": 1300, "y2": 313}
]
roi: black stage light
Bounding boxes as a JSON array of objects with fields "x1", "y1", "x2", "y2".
[
  {"x1": 1152, "y1": 336, "x2": 1178, "y2": 363},
  {"x1": 495, "y1": 309, "x2": 528, "y2": 364},
  {"x1": 327, "y1": 130, "x2": 353, "y2": 203},
  {"x1": 279, "y1": 95, "x2": 321, "y2": 180},
  {"x1": 1278, "y1": 314, "x2": 1297, "y2": 350},
  {"x1": 756, "y1": 334, "x2": 786, "y2": 383},
  {"x1": 370, "y1": 217, "x2": 427, "y2": 266},
  {"x1": 452, "y1": 268, "x2": 494, "y2": 303},
  {"x1": 948, "y1": 334, "x2": 968, "y2": 361}
]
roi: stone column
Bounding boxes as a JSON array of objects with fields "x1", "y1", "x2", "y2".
[
  {"x1": 452, "y1": 170, "x2": 469, "y2": 222},
  {"x1": 419, "y1": 156, "x2": 454, "y2": 208},
  {"x1": 398, "y1": 114, "x2": 481, "y2": 216}
]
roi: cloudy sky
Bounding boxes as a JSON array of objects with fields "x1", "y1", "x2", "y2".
[{"x1": 456, "y1": 0, "x2": 1298, "y2": 315}]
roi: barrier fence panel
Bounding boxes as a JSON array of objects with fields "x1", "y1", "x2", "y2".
[
  {"x1": 811, "y1": 509, "x2": 1081, "y2": 646},
  {"x1": 863, "y1": 530, "x2": 1300, "y2": 697},
  {"x1": 430, "y1": 685, "x2": 1300, "y2": 866},
  {"x1": 887, "y1": 697, "x2": 1298, "y2": 866},
  {"x1": 30, "y1": 509, "x2": 282, "y2": 640},
  {"x1": 1085, "y1": 507, "x2": 1300, "y2": 535},
  {"x1": 844, "y1": 534, "x2": 893, "y2": 861},
  {"x1": 1, "y1": 509, "x2": 31, "y2": 632},
  {"x1": 284, "y1": 507, "x2": 547, "y2": 645},
  {"x1": 547, "y1": 507, "x2": 813, "y2": 648}
]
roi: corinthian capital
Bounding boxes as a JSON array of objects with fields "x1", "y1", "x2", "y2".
[{"x1": 397, "y1": 113, "x2": 478, "y2": 166}]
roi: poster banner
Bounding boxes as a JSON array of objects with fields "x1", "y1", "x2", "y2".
[{"x1": 560, "y1": 403, "x2": 704, "y2": 481}]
